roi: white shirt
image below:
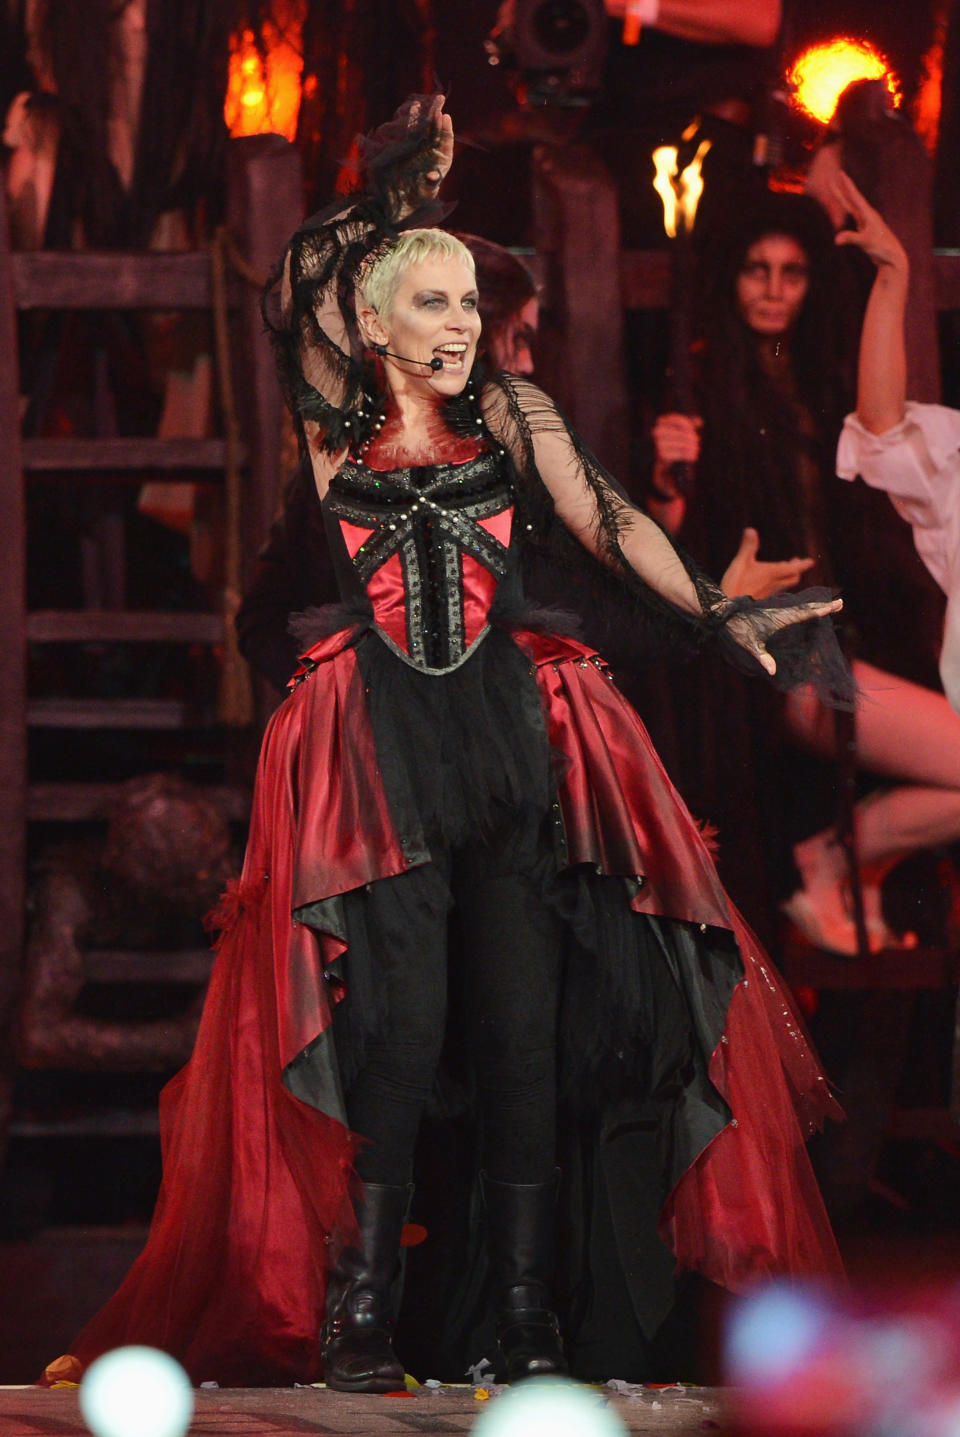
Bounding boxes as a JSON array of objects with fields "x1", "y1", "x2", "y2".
[{"x1": 836, "y1": 402, "x2": 960, "y2": 710}]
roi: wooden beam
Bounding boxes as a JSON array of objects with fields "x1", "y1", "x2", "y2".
[
  {"x1": 27, "y1": 610, "x2": 224, "y2": 643},
  {"x1": 935, "y1": 250, "x2": 960, "y2": 310},
  {"x1": 780, "y1": 941, "x2": 960, "y2": 990},
  {"x1": 22, "y1": 437, "x2": 235, "y2": 473},
  {"x1": 532, "y1": 143, "x2": 630, "y2": 476},
  {"x1": 226, "y1": 136, "x2": 304, "y2": 739},
  {"x1": 83, "y1": 949, "x2": 214, "y2": 983},
  {"x1": 9, "y1": 1111, "x2": 161, "y2": 1138},
  {"x1": 11, "y1": 251, "x2": 220, "y2": 310},
  {"x1": 227, "y1": 136, "x2": 304, "y2": 587},
  {"x1": 0, "y1": 176, "x2": 27, "y2": 1163},
  {"x1": 884, "y1": 1106, "x2": 960, "y2": 1143},
  {"x1": 27, "y1": 781, "x2": 250, "y2": 823},
  {"x1": 27, "y1": 699, "x2": 193, "y2": 730}
]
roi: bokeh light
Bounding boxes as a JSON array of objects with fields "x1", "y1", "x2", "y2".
[
  {"x1": 725, "y1": 1282, "x2": 831, "y2": 1386},
  {"x1": 471, "y1": 1378, "x2": 628, "y2": 1437},
  {"x1": 79, "y1": 1347, "x2": 193, "y2": 1437},
  {"x1": 725, "y1": 1282, "x2": 960, "y2": 1436}
]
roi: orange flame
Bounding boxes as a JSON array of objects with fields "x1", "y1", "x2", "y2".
[
  {"x1": 788, "y1": 38, "x2": 900, "y2": 126},
  {"x1": 224, "y1": 3, "x2": 306, "y2": 142},
  {"x1": 652, "y1": 140, "x2": 712, "y2": 239}
]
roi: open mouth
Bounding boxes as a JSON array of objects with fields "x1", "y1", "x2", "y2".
[{"x1": 433, "y1": 342, "x2": 469, "y2": 371}]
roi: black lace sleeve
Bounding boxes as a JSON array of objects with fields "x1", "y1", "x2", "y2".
[
  {"x1": 481, "y1": 373, "x2": 856, "y2": 707},
  {"x1": 261, "y1": 94, "x2": 454, "y2": 457}
]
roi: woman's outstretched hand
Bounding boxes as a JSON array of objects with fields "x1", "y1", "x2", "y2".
[
  {"x1": 721, "y1": 527, "x2": 815, "y2": 600},
  {"x1": 832, "y1": 171, "x2": 908, "y2": 275},
  {"x1": 724, "y1": 595, "x2": 843, "y2": 677}
]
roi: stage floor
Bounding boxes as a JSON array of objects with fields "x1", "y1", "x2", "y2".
[{"x1": 0, "y1": 1383, "x2": 731, "y2": 1435}]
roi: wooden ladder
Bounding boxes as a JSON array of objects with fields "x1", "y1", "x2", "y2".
[{"x1": 0, "y1": 135, "x2": 302, "y2": 1144}]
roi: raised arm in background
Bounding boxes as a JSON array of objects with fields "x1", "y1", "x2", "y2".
[{"x1": 833, "y1": 170, "x2": 909, "y2": 435}]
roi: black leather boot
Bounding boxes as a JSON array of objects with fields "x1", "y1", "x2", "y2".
[
  {"x1": 321, "y1": 1182, "x2": 410, "y2": 1392},
  {"x1": 481, "y1": 1170, "x2": 569, "y2": 1382}
]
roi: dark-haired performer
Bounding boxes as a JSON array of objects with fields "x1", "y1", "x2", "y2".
[
  {"x1": 651, "y1": 187, "x2": 960, "y2": 957},
  {"x1": 55, "y1": 97, "x2": 847, "y2": 1394}
]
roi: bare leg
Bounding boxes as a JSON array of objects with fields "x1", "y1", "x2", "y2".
[{"x1": 782, "y1": 662, "x2": 960, "y2": 953}]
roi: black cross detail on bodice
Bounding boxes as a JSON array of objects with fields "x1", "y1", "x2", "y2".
[{"x1": 327, "y1": 452, "x2": 514, "y2": 671}]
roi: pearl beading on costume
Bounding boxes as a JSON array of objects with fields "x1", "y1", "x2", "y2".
[{"x1": 328, "y1": 451, "x2": 513, "y2": 674}]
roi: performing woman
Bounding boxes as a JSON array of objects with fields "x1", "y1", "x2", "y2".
[
  {"x1": 57, "y1": 97, "x2": 848, "y2": 1392},
  {"x1": 235, "y1": 232, "x2": 540, "y2": 693}
]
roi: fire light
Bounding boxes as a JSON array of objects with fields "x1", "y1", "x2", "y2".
[
  {"x1": 652, "y1": 139, "x2": 712, "y2": 239},
  {"x1": 788, "y1": 38, "x2": 900, "y2": 126},
  {"x1": 224, "y1": 3, "x2": 306, "y2": 142},
  {"x1": 915, "y1": 15, "x2": 946, "y2": 155}
]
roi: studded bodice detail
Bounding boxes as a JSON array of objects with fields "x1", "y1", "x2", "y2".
[{"x1": 324, "y1": 450, "x2": 516, "y2": 674}]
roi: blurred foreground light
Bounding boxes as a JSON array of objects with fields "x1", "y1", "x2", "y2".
[
  {"x1": 920, "y1": 1392, "x2": 960, "y2": 1437},
  {"x1": 788, "y1": 38, "x2": 900, "y2": 124},
  {"x1": 726, "y1": 1283, "x2": 960, "y2": 1436},
  {"x1": 471, "y1": 1378, "x2": 628, "y2": 1437},
  {"x1": 726, "y1": 1282, "x2": 832, "y2": 1385},
  {"x1": 851, "y1": 1315, "x2": 950, "y2": 1393},
  {"x1": 79, "y1": 1347, "x2": 194, "y2": 1437}
]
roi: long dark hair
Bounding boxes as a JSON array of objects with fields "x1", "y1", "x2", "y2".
[{"x1": 691, "y1": 192, "x2": 856, "y2": 573}]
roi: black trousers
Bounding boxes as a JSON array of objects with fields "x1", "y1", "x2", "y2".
[{"x1": 343, "y1": 837, "x2": 563, "y2": 1187}]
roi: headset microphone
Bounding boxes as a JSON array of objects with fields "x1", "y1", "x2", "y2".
[{"x1": 373, "y1": 343, "x2": 444, "y2": 372}]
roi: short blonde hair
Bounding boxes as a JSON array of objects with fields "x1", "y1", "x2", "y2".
[{"x1": 359, "y1": 229, "x2": 476, "y2": 319}]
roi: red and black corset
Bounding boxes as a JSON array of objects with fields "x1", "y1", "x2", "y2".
[{"x1": 324, "y1": 451, "x2": 515, "y2": 673}]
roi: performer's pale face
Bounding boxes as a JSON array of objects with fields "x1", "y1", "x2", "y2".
[
  {"x1": 378, "y1": 256, "x2": 482, "y2": 395},
  {"x1": 735, "y1": 233, "x2": 810, "y2": 339}
]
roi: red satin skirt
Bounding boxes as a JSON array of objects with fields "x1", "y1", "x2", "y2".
[{"x1": 58, "y1": 625, "x2": 842, "y2": 1386}]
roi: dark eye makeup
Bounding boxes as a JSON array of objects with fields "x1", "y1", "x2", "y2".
[
  {"x1": 412, "y1": 290, "x2": 480, "y2": 309},
  {"x1": 740, "y1": 261, "x2": 809, "y2": 282}
]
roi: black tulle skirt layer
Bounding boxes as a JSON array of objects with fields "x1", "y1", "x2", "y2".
[
  {"x1": 328, "y1": 627, "x2": 680, "y2": 1115},
  {"x1": 356, "y1": 624, "x2": 553, "y2": 852}
]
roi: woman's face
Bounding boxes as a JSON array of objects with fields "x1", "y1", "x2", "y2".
[
  {"x1": 375, "y1": 255, "x2": 482, "y2": 396},
  {"x1": 735, "y1": 233, "x2": 810, "y2": 339}
]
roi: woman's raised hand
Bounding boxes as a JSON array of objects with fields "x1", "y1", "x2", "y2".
[
  {"x1": 724, "y1": 595, "x2": 843, "y2": 678},
  {"x1": 406, "y1": 95, "x2": 454, "y2": 204},
  {"x1": 832, "y1": 171, "x2": 908, "y2": 275}
]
